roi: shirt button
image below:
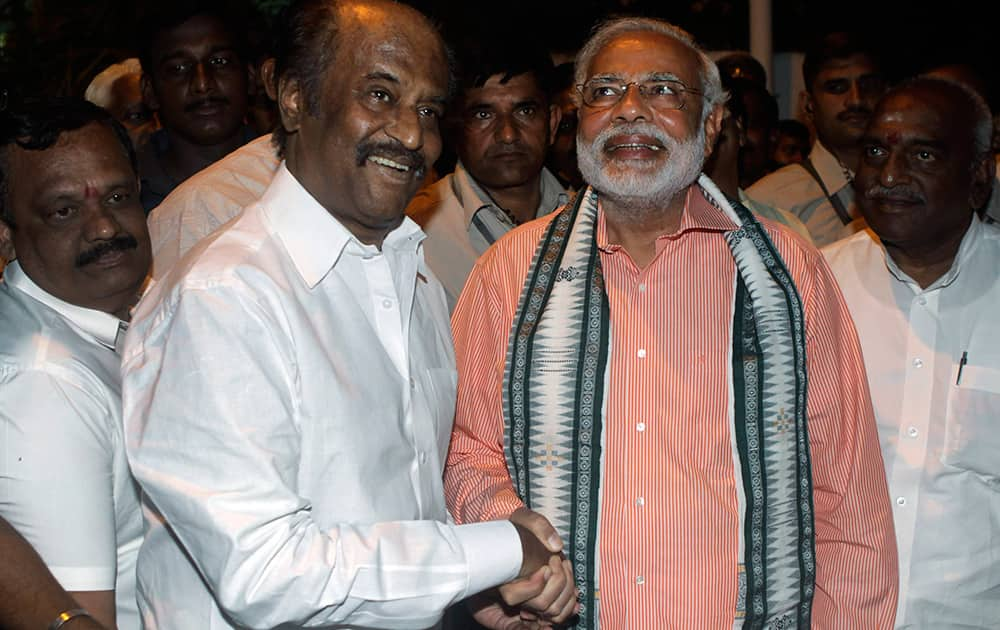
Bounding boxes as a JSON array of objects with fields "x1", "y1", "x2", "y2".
[
  {"x1": 636, "y1": 422, "x2": 646, "y2": 432},
  {"x1": 382, "y1": 299, "x2": 393, "y2": 309},
  {"x1": 638, "y1": 283, "x2": 647, "y2": 293},
  {"x1": 636, "y1": 575, "x2": 645, "y2": 585},
  {"x1": 896, "y1": 496, "x2": 907, "y2": 506},
  {"x1": 912, "y1": 358, "x2": 924, "y2": 368},
  {"x1": 637, "y1": 348, "x2": 647, "y2": 359},
  {"x1": 636, "y1": 496, "x2": 645, "y2": 506},
  {"x1": 907, "y1": 426, "x2": 918, "y2": 437},
  {"x1": 917, "y1": 296, "x2": 927, "y2": 306},
  {"x1": 419, "y1": 452, "x2": 427, "y2": 464}
]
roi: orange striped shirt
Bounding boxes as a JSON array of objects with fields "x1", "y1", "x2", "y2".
[{"x1": 445, "y1": 186, "x2": 898, "y2": 629}]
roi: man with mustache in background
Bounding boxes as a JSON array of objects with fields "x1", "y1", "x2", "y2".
[
  {"x1": 446, "y1": 16, "x2": 898, "y2": 628},
  {"x1": 136, "y1": 2, "x2": 257, "y2": 213},
  {"x1": 824, "y1": 76, "x2": 1000, "y2": 628},
  {"x1": 408, "y1": 39, "x2": 568, "y2": 309},
  {"x1": 748, "y1": 31, "x2": 886, "y2": 246},
  {"x1": 0, "y1": 97, "x2": 151, "y2": 630},
  {"x1": 120, "y1": 1, "x2": 577, "y2": 627}
]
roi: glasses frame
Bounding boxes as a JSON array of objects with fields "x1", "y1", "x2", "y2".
[{"x1": 576, "y1": 79, "x2": 704, "y2": 111}]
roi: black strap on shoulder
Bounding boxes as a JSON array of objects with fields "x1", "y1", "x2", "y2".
[{"x1": 800, "y1": 158, "x2": 853, "y2": 225}]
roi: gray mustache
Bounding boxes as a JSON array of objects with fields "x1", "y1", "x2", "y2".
[{"x1": 864, "y1": 184, "x2": 925, "y2": 203}]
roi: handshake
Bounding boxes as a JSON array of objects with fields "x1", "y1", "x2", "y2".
[{"x1": 470, "y1": 507, "x2": 580, "y2": 629}]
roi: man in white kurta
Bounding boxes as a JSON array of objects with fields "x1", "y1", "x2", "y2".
[{"x1": 824, "y1": 76, "x2": 1000, "y2": 628}]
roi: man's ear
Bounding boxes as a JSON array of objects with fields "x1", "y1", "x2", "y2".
[
  {"x1": 547, "y1": 103, "x2": 563, "y2": 146},
  {"x1": 702, "y1": 103, "x2": 725, "y2": 155},
  {"x1": 277, "y1": 75, "x2": 305, "y2": 135},
  {"x1": 970, "y1": 152, "x2": 996, "y2": 211},
  {"x1": 801, "y1": 90, "x2": 815, "y2": 119},
  {"x1": 0, "y1": 220, "x2": 15, "y2": 263},
  {"x1": 260, "y1": 58, "x2": 277, "y2": 101},
  {"x1": 141, "y1": 73, "x2": 159, "y2": 111},
  {"x1": 246, "y1": 62, "x2": 259, "y2": 97}
]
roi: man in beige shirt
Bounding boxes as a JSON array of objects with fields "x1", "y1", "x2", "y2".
[{"x1": 407, "y1": 40, "x2": 568, "y2": 308}]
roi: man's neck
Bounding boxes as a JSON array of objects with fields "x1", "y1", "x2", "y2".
[
  {"x1": 602, "y1": 189, "x2": 688, "y2": 269},
  {"x1": 483, "y1": 174, "x2": 544, "y2": 225},
  {"x1": 160, "y1": 129, "x2": 246, "y2": 184},
  {"x1": 883, "y1": 218, "x2": 972, "y2": 289},
  {"x1": 826, "y1": 141, "x2": 861, "y2": 175}
]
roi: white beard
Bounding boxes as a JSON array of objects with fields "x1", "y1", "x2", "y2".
[{"x1": 577, "y1": 121, "x2": 706, "y2": 209}]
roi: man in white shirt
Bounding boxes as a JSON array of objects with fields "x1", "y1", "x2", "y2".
[
  {"x1": 823, "y1": 76, "x2": 999, "y2": 628},
  {"x1": 121, "y1": 1, "x2": 577, "y2": 628},
  {"x1": 407, "y1": 40, "x2": 568, "y2": 308},
  {"x1": 0, "y1": 98, "x2": 150, "y2": 630},
  {"x1": 748, "y1": 32, "x2": 886, "y2": 246}
]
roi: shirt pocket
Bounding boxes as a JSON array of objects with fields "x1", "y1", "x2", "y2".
[{"x1": 942, "y1": 364, "x2": 1000, "y2": 480}]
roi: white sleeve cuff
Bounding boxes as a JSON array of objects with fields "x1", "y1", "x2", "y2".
[
  {"x1": 454, "y1": 519, "x2": 523, "y2": 599},
  {"x1": 49, "y1": 565, "x2": 116, "y2": 592}
]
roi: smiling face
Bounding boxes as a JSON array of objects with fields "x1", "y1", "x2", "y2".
[
  {"x1": 856, "y1": 83, "x2": 992, "y2": 251},
  {"x1": 4, "y1": 122, "x2": 151, "y2": 318},
  {"x1": 144, "y1": 13, "x2": 250, "y2": 147},
  {"x1": 279, "y1": 5, "x2": 449, "y2": 245},
  {"x1": 455, "y1": 72, "x2": 556, "y2": 194},
  {"x1": 575, "y1": 29, "x2": 722, "y2": 207}
]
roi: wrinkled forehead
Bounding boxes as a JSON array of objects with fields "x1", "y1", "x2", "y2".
[
  {"x1": 869, "y1": 89, "x2": 972, "y2": 147},
  {"x1": 336, "y1": 15, "x2": 450, "y2": 92},
  {"x1": 585, "y1": 31, "x2": 702, "y2": 87}
]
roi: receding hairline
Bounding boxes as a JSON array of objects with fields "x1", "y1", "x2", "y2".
[{"x1": 876, "y1": 76, "x2": 993, "y2": 156}]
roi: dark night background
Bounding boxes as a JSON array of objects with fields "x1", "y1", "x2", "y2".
[{"x1": 0, "y1": 0, "x2": 995, "y2": 107}]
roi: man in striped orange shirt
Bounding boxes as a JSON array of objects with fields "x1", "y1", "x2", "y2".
[{"x1": 445, "y1": 17, "x2": 898, "y2": 630}]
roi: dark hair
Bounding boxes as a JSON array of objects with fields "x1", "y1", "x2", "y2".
[
  {"x1": 137, "y1": 1, "x2": 250, "y2": 78},
  {"x1": 453, "y1": 35, "x2": 555, "y2": 99},
  {"x1": 269, "y1": 0, "x2": 339, "y2": 157},
  {"x1": 716, "y1": 52, "x2": 767, "y2": 87},
  {"x1": 776, "y1": 118, "x2": 811, "y2": 145},
  {"x1": 802, "y1": 31, "x2": 880, "y2": 92},
  {"x1": 269, "y1": 0, "x2": 456, "y2": 158},
  {"x1": 0, "y1": 97, "x2": 137, "y2": 226}
]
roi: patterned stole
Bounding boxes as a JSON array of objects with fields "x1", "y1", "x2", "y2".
[{"x1": 502, "y1": 176, "x2": 815, "y2": 629}]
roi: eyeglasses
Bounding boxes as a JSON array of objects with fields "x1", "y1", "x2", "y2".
[{"x1": 577, "y1": 79, "x2": 703, "y2": 111}]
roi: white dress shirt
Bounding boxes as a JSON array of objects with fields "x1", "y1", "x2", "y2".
[
  {"x1": 824, "y1": 218, "x2": 1000, "y2": 629},
  {"x1": 122, "y1": 164, "x2": 522, "y2": 629},
  {"x1": 0, "y1": 262, "x2": 142, "y2": 630},
  {"x1": 147, "y1": 134, "x2": 280, "y2": 279},
  {"x1": 407, "y1": 163, "x2": 567, "y2": 309},
  {"x1": 747, "y1": 140, "x2": 866, "y2": 247}
]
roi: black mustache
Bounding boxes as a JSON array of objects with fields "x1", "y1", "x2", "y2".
[
  {"x1": 485, "y1": 144, "x2": 529, "y2": 158},
  {"x1": 185, "y1": 97, "x2": 229, "y2": 113},
  {"x1": 838, "y1": 106, "x2": 872, "y2": 120},
  {"x1": 355, "y1": 140, "x2": 426, "y2": 175},
  {"x1": 75, "y1": 235, "x2": 138, "y2": 267},
  {"x1": 864, "y1": 184, "x2": 925, "y2": 203}
]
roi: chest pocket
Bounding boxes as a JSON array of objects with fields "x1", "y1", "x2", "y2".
[{"x1": 943, "y1": 364, "x2": 1000, "y2": 480}]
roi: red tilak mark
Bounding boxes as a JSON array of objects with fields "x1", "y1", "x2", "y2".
[
  {"x1": 83, "y1": 185, "x2": 99, "y2": 199},
  {"x1": 886, "y1": 131, "x2": 901, "y2": 145}
]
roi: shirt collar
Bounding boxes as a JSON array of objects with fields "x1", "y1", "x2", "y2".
[
  {"x1": 596, "y1": 184, "x2": 737, "y2": 251},
  {"x1": 4, "y1": 260, "x2": 126, "y2": 350},
  {"x1": 261, "y1": 163, "x2": 425, "y2": 289},
  {"x1": 807, "y1": 140, "x2": 852, "y2": 195},
  {"x1": 452, "y1": 162, "x2": 569, "y2": 227},
  {"x1": 883, "y1": 216, "x2": 984, "y2": 291}
]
